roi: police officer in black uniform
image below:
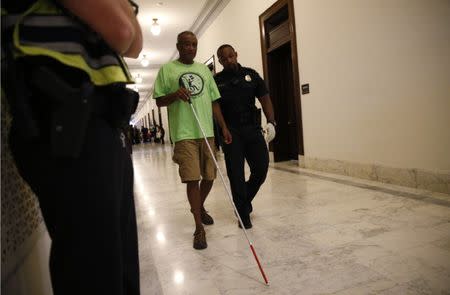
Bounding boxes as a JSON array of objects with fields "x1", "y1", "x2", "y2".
[
  {"x1": 214, "y1": 44, "x2": 276, "y2": 229},
  {"x1": 2, "y1": 0, "x2": 143, "y2": 294}
]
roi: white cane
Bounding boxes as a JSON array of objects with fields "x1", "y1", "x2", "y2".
[{"x1": 188, "y1": 100, "x2": 269, "y2": 285}]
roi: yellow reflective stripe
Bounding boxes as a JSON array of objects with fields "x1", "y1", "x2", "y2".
[
  {"x1": 16, "y1": 45, "x2": 131, "y2": 85},
  {"x1": 33, "y1": 0, "x2": 61, "y2": 14},
  {"x1": 12, "y1": 0, "x2": 133, "y2": 86}
]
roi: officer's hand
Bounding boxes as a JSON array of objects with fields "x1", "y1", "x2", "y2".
[
  {"x1": 222, "y1": 127, "x2": 232, "y2": 144},
  {"x1": 265, "y1": 122, "x2": 276, "y2": 143},
  {"x1": 175, "y1": 87, "x2": 191, "y2": 102}
]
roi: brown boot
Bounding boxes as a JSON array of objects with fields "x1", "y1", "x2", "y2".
[
  {"x1": 201, "y1": 208, "x2": 214, "y2": 225},
  {"x1": 193, "y1": 228, "x2": 207, "y2": 250}
]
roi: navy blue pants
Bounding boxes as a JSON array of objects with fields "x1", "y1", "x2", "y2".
[
  {"x1": 10, "y1": 117, "x2": 140, "y2": 295},
  {"x1": 222, "y1": 125, "x2": 269, "y2": 218}
]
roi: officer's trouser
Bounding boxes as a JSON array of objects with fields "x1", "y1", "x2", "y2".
[
  {"x1": 222, "y1": 125, "x2": 269, "y2": 218},
  {"x1": 10, "y1": 110, "x2": 140, "y2": 295}
]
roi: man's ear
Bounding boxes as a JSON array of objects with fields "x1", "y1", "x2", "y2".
[
  {"x1": 217, "y1": 55, "x2": 224, "y2": 66},
  {"x1": 235, "y1": 51, "x2": 238, "y2": 59}
]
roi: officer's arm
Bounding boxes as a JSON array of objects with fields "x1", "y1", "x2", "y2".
[
  {"x1": 59, "y1": 0, "x2": 143, "y2": 58},
  {"x1": 258, "y1": 94, "x2": 275, "y2": 123},
  {"x1": 212, "y1": 102, "x2": 232, "y2": 144}
]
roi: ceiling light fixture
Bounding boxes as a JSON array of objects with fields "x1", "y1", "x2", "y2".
[
  {"x1": 141, "y1": 54, "x2": 150, "y2": 67},
  {"x1": 151, "y1": 18, "x2": 161, "y2": 36}
]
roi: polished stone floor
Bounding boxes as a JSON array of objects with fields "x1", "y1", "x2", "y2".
[{"x1": 132, "y1": 143, "x2": 450, "y2": 295}]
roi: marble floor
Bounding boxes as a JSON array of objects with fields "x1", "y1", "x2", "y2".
[{"x1": 132, "y1": 143, "x2": 450, "y2": 295}]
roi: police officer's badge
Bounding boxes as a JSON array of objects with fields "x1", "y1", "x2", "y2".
[
  {"x1": 245, "y1": 74, "x2": 252, "y2": 82},
  {"x1": 179, "y1": 73, "x2": 204, "y2": 96}
]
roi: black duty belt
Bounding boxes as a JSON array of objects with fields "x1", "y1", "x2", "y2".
[
  {"x1": 225, "y1": 110, "x2": 258, "y2": 127},
  {"x1": 6, "y1": 58, "x2": 138, "y2": 158}
]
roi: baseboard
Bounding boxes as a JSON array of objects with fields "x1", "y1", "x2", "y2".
[{"x1": 298, "y1": 156, "x2": 450, "y2": 195}]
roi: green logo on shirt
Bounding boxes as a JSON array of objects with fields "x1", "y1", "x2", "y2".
[{"x1": 179, "y1": 73, "x2": 204, "y2": 96}]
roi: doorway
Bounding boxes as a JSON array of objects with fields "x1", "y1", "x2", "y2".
[{"x1": 259, "y1": 0, "x2": 304, "y2": 162}]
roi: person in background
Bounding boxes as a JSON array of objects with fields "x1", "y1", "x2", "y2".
[
  {"x1": 154, "y1": 125, "x2": 161, "y2": 143},
  {"x1": 153, "y1": 31, "x2": 232, "y2": 250},
  {"x1": 156, "y1": 125, "x2": 165, "y2": 144},
  {"x1": 159, "y1": 125, "x2": 165, "y2": 144},
  {"x1": 214, "y1": 44, "x2": 276, "y2": 229},
  {"x1": 141, "y1": 125, "x2": 150, "y2": 142},
  {"x1": 2, "y1": 0, "x2": 143, "y2": 294},
  {"x1": 149, "y1": 124, "x2": 156, "y2": 142},
  {"x1": 133, "y1": 125, "x2": 142, "y2": 144}
]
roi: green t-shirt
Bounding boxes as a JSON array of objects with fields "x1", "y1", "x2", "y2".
[{"x1": 153, "y1": 60, "x2": 220, "y2": 143}]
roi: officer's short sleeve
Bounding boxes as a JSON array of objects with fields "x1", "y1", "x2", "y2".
[{"x1": 254, "y1": 71, "x2": 269, "y2": 98}]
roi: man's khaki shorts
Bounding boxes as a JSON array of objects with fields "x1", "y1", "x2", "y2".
[{"x1": 172, "y1": 138, "x2": 217, "y2": 183}]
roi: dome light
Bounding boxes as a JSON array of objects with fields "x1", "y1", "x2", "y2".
[
  {"x1": 141, "y1": 54, "x2": 150, "y2": 67},
  {"x1": 151, "y1": 18, "x2": 161, "y2": 36}
]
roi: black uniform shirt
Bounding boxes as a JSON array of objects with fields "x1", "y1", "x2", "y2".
[{"x1": 214, "y1": 64, "x2": 268, "y2": 127}]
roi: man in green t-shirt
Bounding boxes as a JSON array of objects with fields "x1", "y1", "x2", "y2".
[{"x1": 153, "y1": 31, "x2": 232, "y2": 250}]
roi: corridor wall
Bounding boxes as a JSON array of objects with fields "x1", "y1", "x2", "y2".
[{"x1": 197, "y1": 0, "x2": 450, "y2": 194}]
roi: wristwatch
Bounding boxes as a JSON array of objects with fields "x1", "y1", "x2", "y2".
[{"x1": 268, "y1": 120, "x2": 277, "y2": 127}]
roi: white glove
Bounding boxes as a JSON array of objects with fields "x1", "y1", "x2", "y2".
[{"x1": 265, "y1": 122, "x2": 276, "y2": 143}]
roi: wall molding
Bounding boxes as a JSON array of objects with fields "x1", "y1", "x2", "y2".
[
  {"x1": 298, "y1": 156, "x2": 450, "y2": 195},
  {"x1": 168, "y1": 0, "x2": 231, "y2": 62}
]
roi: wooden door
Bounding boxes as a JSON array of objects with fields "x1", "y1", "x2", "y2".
[
  {"x1": 260, "y1": 0, "x2": 304, "y2": 162},
  {"x1": 268, "y1": 42, "x2": 299, "y2": 161}
]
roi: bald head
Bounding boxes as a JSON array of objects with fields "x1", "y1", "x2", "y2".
[
  {"x1": 216, "y1": 44, "x2": 235, "y2": 57},
  {"x1": 217, "y1": 44, "x2": 238, "y2": 71},
  {"x1": 176, "y1": 31, "x2": 197, "y2": 64},
  {"x1": 177, "y1": 31, "x2": 196, "y2": 44}
]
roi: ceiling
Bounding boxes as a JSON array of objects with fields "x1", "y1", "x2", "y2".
[{"x1": 124, "y1": 0, "x2": 229, "y2": 116}]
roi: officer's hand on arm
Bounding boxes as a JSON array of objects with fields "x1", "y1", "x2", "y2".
[
  {"x1": 59, "y1": 0, "x2": 143, "y2": 58},
  {"x1": 212, "y1": 102, "x2": 232, "y2": 144}
]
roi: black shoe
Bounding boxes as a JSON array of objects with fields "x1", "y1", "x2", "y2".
[
  {"x1": 238, "y1": 216, "x2": 252, "y2": 229},
  {"x1": 201, "y1": 208, "x2": 214, "y2": 225}
]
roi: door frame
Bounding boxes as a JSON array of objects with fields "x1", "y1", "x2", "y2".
[{"x1": 259, "y1": 0, "x2": 304, "y2": 158}]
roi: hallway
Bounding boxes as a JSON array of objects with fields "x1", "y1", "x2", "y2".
[{"x1": 132, "y1": 144, "x2": 450, "y2": 295}]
